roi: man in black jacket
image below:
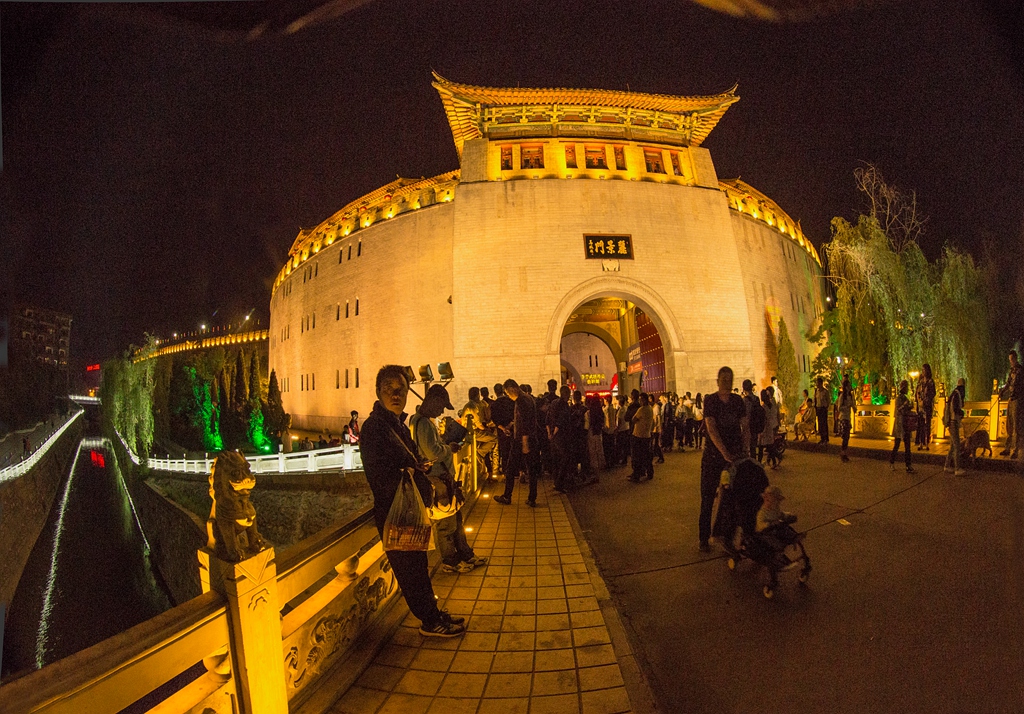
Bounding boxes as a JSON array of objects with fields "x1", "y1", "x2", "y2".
[
  {"x1": 361, "y1": 364, "x2": 465, "y2": 638},
  {"x1": 546, "y1": 385, "x2": 574, "y2": 492},
  {"x1": 490, "y1": 383, "x2": 515, "y2": 478},
  {"x1": 494, "y1": 379, "x2": 541, "y2": 506}
]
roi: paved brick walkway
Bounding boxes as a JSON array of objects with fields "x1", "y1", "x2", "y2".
[{"x1": 331, "y1": 480, "x2": 638, "y2": 714}]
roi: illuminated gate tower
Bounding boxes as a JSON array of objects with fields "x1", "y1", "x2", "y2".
[{"x1": 269, "y1": 74, "x2": 826, "y2": 432}]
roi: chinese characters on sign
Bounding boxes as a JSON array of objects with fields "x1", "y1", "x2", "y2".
[
  {"x1": 627, "y1": 344, "x2": 643, "y2": 375},
  {"x1": 584, "y1": 234, "x2": 633, "y2": 260}
]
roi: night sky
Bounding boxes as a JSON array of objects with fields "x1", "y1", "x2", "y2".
[{"x1": 2, "y1": 0, "x2": 1022, "y2": 368}]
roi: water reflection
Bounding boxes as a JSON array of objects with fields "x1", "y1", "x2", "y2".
[{"x1": 3, "y1": 422, "x2": 171, "y2": 677}]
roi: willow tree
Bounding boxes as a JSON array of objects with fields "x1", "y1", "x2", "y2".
[
  {"x1": 100, "y1": 342, "x2": 156, "y2": 459},
  {"x1": 822, "y1": 166, "x2": 994, "y2": 399},
  {"x1": 932, "y1": 247, "x2": 993, "y2": 399}
]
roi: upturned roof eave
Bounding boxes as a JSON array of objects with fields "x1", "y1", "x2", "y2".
[{"x1": 431, "y1": 72, "x2": 739, "y2": 156}]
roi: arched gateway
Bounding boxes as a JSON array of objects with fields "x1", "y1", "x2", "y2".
[{"x1": 269, "y1": 75, "x2": 827, "y2": 432}]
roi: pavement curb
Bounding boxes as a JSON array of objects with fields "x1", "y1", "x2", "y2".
[
  {"x1": 787, "y1": 437, "x2": 1024, "y2": 475},
  {"x1": 561, "y1": 486, "x2": 662, "y2": 714}
]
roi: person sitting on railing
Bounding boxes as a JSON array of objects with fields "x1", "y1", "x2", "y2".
[
  {"x1": 343, "y1": 410, "x2": 361, "y2": 444},
  {"x1": 361, "y1": 365, "x2": 466, "y2": 638},
  {"x1": 795, "y1": 390, "x2": 815, "y2": 441}
]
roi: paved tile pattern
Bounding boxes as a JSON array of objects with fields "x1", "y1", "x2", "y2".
[{"x1": 329, "y1": 480, "x2": 634, "y2": 714}]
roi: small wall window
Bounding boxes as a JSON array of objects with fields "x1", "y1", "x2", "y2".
[
  {"x1": 521, "y1": 145, "x2": 544, "y2": 170},
  {"x1": 670, "y1": 152, "x2": 682, "y2": 176},
  {"x1": 355, "y1": 299, "x2": 360, "y2": 316},
  {"x1": 585, "y1": 146, "x2": 607, "y2": 169},
  {"x1": 348, "y1": 245, "x2": 352, "y2": 260},
  {"x1": 613, "y1": 146, "x2": 626, "y2": 171},
  {"x1": 312, "y1": 373, "x2": 315, "y2": 390},
  {"x1": 345, "y1": 369, "x2": 350, "y2": 388},
  {"x1": 336, "y1": 370, "x2": 340, "y2": 389},
  {"x1": 564, "y1": 145, "x2": 577, "y2": 169},
  {"x1": 345, "y1": 301, "x2": 350, "y2": 318},
  {"x1": 336, "y1": 304, "x2": 340, "y2": 320},
  {"x1": 314, "y1": 263, "x2": 318, "y2": 277},
  {"x1": 501, "y1": 145, "x2": 513, "y2": 171},
  {"x1": 644, "y1": 149, "x2": 665, "y2": 173},
  {"x1": 355, "y1": 368, "x2": 360, "y2": 389},
  {"x1": 357, "y1": 241, "x2": 362, "y2": 257},
  {"x1": 339, "y1": 249, "x2": 344, "y2": 264},
  {"x1": 312, "y1": 312, "x2": 315, "y2": 329}
]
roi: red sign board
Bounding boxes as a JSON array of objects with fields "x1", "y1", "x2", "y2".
[{"x1": 86, "y1": 364, "x2": 101, "y2": 372}]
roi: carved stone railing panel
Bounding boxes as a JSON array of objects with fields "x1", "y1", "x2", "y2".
[{"x1": 281, "y1": 550, "x2": 397, "y2": 704}]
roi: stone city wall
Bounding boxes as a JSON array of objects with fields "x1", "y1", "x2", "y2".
[
  {"x1": 270, "y1": 142, "x2": 824, "y2": 427},
  {"x1": 271, "y1": 203, "x2": 455, "y2": 433},
  {"x1": 731, "y1": 211, "x2": 826, "y2": 391}
]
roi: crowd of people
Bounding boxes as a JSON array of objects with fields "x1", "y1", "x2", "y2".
[
  {"x1": 356, "y1": 364, "x2": 796, "y2": 636},
  {"x1": 354, "y1": 353, "x2": 1024, "y2": 638}
]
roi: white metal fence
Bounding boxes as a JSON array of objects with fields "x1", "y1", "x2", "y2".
[
  {"x1": 0, "y1": 410, "x2": 85, "y2": 484},
  {"x1": 132, "y1": 442, "x2": 363, "y2": 476}
]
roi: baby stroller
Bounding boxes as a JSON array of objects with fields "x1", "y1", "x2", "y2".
[
  {"x1": 774, "y1": 430, "x2": 788, "y2": 458},
  {"x1": 711, "y1": 458, "x2": 811, "y2": 599}
]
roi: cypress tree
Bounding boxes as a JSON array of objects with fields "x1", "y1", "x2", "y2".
[
  {"x1": 234, "y1": 350, "x2": 248, "y2": 411},
  {"x1": 265, "y1": 369, "x2": 287, "y2": 437},
  {"x1": 775, "y1": 317, "x2": 802, "y2": 424},
  {"x1": 248, "y1": 351, "x2": 264, "y2": 403}
]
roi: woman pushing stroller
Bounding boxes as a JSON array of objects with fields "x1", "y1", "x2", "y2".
[{"x1": 714, "y1": 457, "x2": 811, "y2": 598}]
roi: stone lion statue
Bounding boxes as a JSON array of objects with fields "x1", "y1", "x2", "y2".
[{"x1": 207, "y1": 451, "x2": 266, "y2": 562}]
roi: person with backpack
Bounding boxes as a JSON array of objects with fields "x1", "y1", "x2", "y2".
[
  {"x1": 837, "y1": 380, "x2": 856, "y2": 462},
  {"x1": 889, "y1": 380, "x2": 916, "y2": 473},
  {"x1": 944, "y1": 378, "x2": 967, "y2": 476},
  {"x1": 742, "y1": 379, "x2": 765, "y2": 459}
]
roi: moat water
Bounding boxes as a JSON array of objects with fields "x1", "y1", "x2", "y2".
[{"x1": 2, "y1": 412, "x2": 171, "y2": 680}]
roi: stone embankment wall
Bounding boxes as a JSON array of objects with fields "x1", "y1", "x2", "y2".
[
  {"x1": 130, "y1": 478, "x2": 207, "y2": 605},
  {"x1": 0, "y1": 417, "x2": 84, "y2": 615}
]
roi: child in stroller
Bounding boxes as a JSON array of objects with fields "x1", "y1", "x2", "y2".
[{"x1": 712, "y1": 459, "x2": 811, "y2": 599}]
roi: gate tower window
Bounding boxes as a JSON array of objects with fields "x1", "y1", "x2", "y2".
[
  {"x1": 521, "y1": 145, "x2": 544, "y2": 169},
  {"x1": 613, "y1": 146, "x2": 626, "y2": 171},
  {"x1": 564, "y1": 145, "x2": 577, "y2": 169},
  {"x1": 644, "y1": 149, "x2": 665, "y2": 173},
  {"x1": 585, "y1": 146, "x2": 607, "y2": 169}
]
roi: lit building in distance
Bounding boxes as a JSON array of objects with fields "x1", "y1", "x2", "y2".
[
  {"x1": 10, "y1": 304, "x2": 72, "y2": 374},
  {"x1": 270, "y1": 74, "x2": 825, "y2": 431}
]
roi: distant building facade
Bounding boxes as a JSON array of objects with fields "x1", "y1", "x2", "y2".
[
  {"x1": 10, "y1": 304, "x2": 72, "y2": 374},
  {"x1": 269, "y1": 75, "x2": 826, "y2": 432}
]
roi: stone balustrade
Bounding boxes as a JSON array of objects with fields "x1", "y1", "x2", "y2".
[{"x1": 0, "y1": 416, "x2": 486, "y2": 713}]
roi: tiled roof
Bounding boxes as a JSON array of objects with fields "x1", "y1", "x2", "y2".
[{"x1": 432, "y1": 72, "x2": 739, "y2": 155}]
